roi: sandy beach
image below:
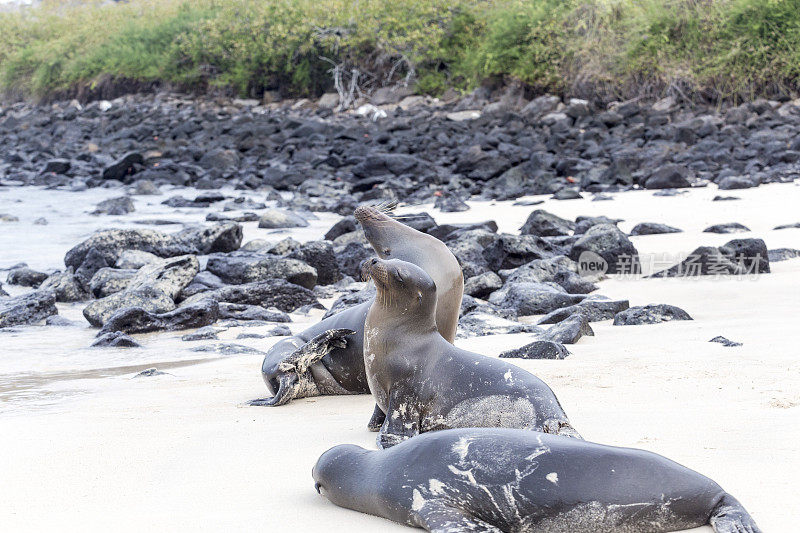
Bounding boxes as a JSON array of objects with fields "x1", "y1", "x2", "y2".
[{"x1": 1, "y1": 182, "x2": 799, "y2": 532}]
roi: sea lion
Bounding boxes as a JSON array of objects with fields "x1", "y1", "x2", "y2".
[
  {"x1": 313, "y1": 428, "x2": 761, "y2": 533},
  {"x1": 363, "y1": 257, "x2": 579, "y2": 449},
  {"x1": 252, "y1": 205, "x2": 464, "y2": 422},
  {"x1": 355, "y1": 204, "x2": 463, "y2": 342}
]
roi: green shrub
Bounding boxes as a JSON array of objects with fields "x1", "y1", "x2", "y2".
[{"x1": 1, "y1": 0, "x2": 799, "y2": 101}]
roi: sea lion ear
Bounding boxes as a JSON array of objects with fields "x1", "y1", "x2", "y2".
[{"x1": 417, "y1": 291, "x2": 423, "y2": 301}]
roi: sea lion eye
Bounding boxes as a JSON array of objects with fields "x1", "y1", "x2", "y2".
[
  {"x1": 383, "y1": 248, "x2": 391, "y2": 256},
  {"x1": 393, "y1": 271, "x2": 404, "y2": 282}
]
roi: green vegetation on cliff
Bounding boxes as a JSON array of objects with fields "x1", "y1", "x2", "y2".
[{"x1": 1, "y1": 0, "x2": 799, "y2": 102}]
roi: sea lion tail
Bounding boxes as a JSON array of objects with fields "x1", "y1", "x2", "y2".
[{"x1": 709, "y1": 493, "x2": 761, "y2": 533}]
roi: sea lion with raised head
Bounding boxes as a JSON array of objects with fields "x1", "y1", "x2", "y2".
[
  {"x1": 313, "y1": 427, "x2": 761, "y2": 533},
  {"x1": 363, "y1": 257, "x2": 579, "y2": 448},
  {"x1": 251, "y1": 205, "x2": 464, "y2": 426}
]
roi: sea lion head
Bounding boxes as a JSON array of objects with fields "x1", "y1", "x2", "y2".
[
  {"x1": 312, "y1": 444, "x2": 372, "y2": 508},
  {"x1": 362, "y1": 258, "x2": 437, "y2": 316},
  {"x1": 355, "y1": 202, "x2": 464, "y2": 342},
  {"x1": 354, "y1": 204, "x2": 425, "y2": 263}
]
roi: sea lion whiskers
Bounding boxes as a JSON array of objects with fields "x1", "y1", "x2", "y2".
[
  {"x1": 362, "y1": 219, "x2": 394, "y2": 229},
  {"x1": 360, "y1": 261, "x2": 373, "y2": 283},
  {"x1": 375, "y1": 199, "x2": 398, "y2": 213},
  {"x1": 389, "y1": 214, "x2": 426, "y2": 220}
]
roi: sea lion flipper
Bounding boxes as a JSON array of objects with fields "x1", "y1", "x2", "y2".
[
  {"x1": 377, "y1": 391, "x2": 419, "y2": 449},
  {"x1": 308, "y1": 328, "x2": 356, "y2": 351},
  {"x1": 254, "y1": 331, "x2": 350, "y2": 407},
  {"x1": 414, "y1": 500, "x2": 502, "y2": 533},
  {"x1": 366, "y1": 404, "x2": 386, "y2": 432},
  {"x1": 249, "y1": 373, "x2": 300, "y2": 407},
  {"x1": 287, "y1": 329, "x2": 355, "y2": 374},
  {"x1": 709, "y1": 494, "x2": 762, "y2": 533},
  {"x1": 248, "y1": 398, "x2": 273, "y2": 406}
]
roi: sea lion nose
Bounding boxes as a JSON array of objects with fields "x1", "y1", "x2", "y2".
[
  {"x1": 314, "y1": 482, "x2": 322, "y2": 494},
  {"x1": 354, "y1": 205, "x2": 372, "y2": 221}
]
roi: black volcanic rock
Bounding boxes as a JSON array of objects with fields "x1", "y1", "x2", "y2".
[
  {"x1": 463, "y1": 271, "x2": 503, "y2": 298},
  {"x1": 93, "y1": 196, "x2": 135, "y2": 215},
  {"x1": 65, "y1": 229, "x2": 193, "y2": 269},
  {"x1": 6, "y1": 266, "x2": 48, "y2": 288},
  {"x1": 537, "y1": 298, "x2": 629, "y2": 324},
  {"x1": 91, "y1": 331, "x2": 141, "y2": 348},
  {"x1": 83, "y1": 255, "x2": 199, "y2": 326},
  {"x1": 541, "y1": 312, "x2": 594, "y2": 344},
  {"x1": 488, "y1": 282, "x2": 585, "y2": 316},
  {"x1": 39, "y1": 268, "x2": 91, "y2": 302},
  {"x1": 652, "y1": 238, "x2": 769, "y2": 277},
  {"x1": 206, "y1": 253, "x2": 317, "y2": 289},
  {"x1": 98, "y1": 298, "x2": 219, "y2": 336},
  {"x1": 710, "y1": 335, "x2": 742, "y2": 347},
  {"x1": 703, "y1": 223, "x2": 750, "y2": 234},
  {"x1": 644, "y1": 164, "x2": 691, "y2": 189},
  {"x1": 258, "y1": 208, "x2": 309, "y2": 229},
  {"x1": 712, "y1": 195, "x2": 740, "y2": 201},
  {"x1": 519, "y1": 209, "x2": 574, "y2": 237},
  {"x1": 180, "y1": 279, "x2": 320, "y2": 312},
  {"x1": 573, "y1": 215, "x2": 621, "y2": 235},
  {"x1": 287, "y1": 241, "x2": 342, "y2": 285},
  {"x1": 630, "y1": 222, "x2": 682, "y2": 235},
  {"x1": 430, "y1": 221, "x2": 498, "y2": 242},
  {"x1": 0, "y1": 290, "x2": 58, "y2": 328},
  {"x1": 613, "y1": 304, "x2": 692, "y2": 325},
  {"x1": 552, "y1": 188, "x2": 582, "y2": 200},
  {"x1": 324, "y1": 217, "x2": 357, "y2": 241},
  {"x1": 434, "y1": 192, "x2": 470, "y2": 212},
  {"x1": 720, "y1": 238, "x2": 770, "y2": 274},
  {"x1": 43, "y1": 159, "x2": 71, "y2": 174},
  {"x1": 774, "y1": 222, "x2": 800, "y2": 230},
  {"x1": 500, "y1": 340, "x2": 570, "y2": 360},
  {"x1": 484, "y1": 234, "x2": 560, "y2": 271},
  {"x1": 569, "y1": 224, "x2": 640, "y2": 274},
  {"x1": 717, "y1": 176, "x2": 757, "y2": 190},
  {"x1": 768, "y1": 248, "x2": 800, "y2": 262},
  {"x1": 218, "y1": 303, "x2": 291, "y2": 322},
  {"x1": 103, "y1": 152, "x2": 143, "y2": 181}
]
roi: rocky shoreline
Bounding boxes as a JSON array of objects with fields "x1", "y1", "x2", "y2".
[
  {"x1": 2, "y1": 92, "x2": 799, "y2": 354},
  {"x1": 3, "y1": 91, "x2": 800, "y2": 198}
]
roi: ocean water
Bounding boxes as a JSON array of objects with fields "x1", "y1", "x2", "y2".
[{"x1": 0, "y1": 184, "x2": 339, "y2": 412}]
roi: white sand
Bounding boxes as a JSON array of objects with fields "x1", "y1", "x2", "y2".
[{"x1": 2, "y1": 183, "x2": 799, "y2": 532}]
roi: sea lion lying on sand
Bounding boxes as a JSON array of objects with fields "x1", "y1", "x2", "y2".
[{"x1": 314, "y1": 427, "x2": 761, "y2": 533}]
